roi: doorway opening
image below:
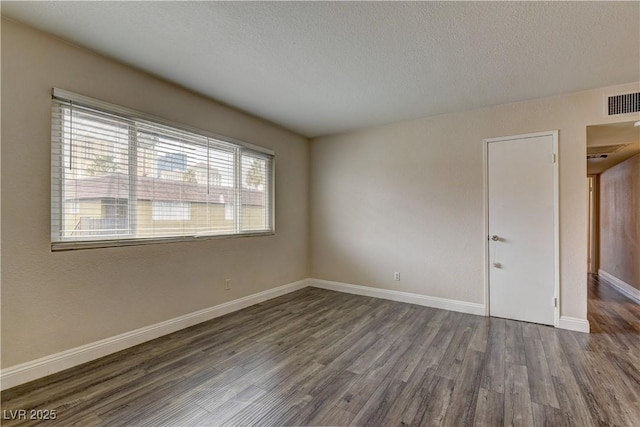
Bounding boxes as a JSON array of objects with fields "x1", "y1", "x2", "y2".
[{"x1": 586, "y1": 121, "x2": 640, "y2": 325}]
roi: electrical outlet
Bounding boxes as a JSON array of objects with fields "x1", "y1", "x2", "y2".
[
  {"x1": 225, "y1": 279, "x2": 231, "y2": 290},
  {"x1": 394, "y1": 272, "x2": 400, "y2": 281}
]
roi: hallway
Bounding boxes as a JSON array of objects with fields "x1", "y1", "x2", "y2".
[{"x1": 588, "y1": 273, "x2": 640, "y2": 336}]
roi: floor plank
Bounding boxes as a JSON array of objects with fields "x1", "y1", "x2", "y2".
[
  {"x1": 504, "y1": 363, "x2": 535, "y2": 427},
  {"x1": 473, "y1": 387, "x2": 504, "y2": 427}
]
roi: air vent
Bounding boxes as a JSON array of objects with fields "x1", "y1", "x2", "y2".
[{"x1": 607, "y1": 92, "x2": 640, "y2": 115}]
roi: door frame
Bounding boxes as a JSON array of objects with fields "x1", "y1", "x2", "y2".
[
  {"x1": 587, "y1": 175, "x2": 599, "y2": 274},
  {"x1": 482, "y1": 130, "x2": 560, "y2": 327}
]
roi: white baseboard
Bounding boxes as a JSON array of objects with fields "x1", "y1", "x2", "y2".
[
  {"x1": 598, "y1": 269, "x2": 640, "y2": 304},
  {"x1": 308, "y1": 278, "x2": 485, "y2": 316},
  {"x1": 0, "y1": 279, "x2": 309, "y2": 391},
  {"x1": 558, "y1": 316, "x2": 590, "y2": 333}
]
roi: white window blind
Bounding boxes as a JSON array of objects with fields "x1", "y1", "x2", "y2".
[
  {"x1": 51, "y1": 89, "x2": 274, "y2": 250},
  {"x1": 152, "y1": 201, "x2": 192, "y2": 221}
]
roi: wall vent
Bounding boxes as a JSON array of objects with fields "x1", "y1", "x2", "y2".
[{"x1": 607, "y1": 92, "x2": 640, "y2": 115}]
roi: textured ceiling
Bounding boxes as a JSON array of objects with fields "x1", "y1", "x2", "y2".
[{"x1": 2, "y1": 1, "x2": 639, "y2": 137}]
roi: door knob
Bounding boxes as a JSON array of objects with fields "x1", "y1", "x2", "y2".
[{"x1": 491, "y1": 235, "x2": 500, "y2": 241}]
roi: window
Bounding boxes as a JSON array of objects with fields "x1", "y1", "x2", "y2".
[
  {"x1": 51, "y1": 89, "x2": 274, "y2": 250},
  {"x1": 152, "y1": 201, "x2": 192, "y2": 221},
  {"x1": 225, "y1": 203, "x2": 234, "y2": 221}
]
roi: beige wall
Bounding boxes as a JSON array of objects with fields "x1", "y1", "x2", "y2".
[
  {"x1": 599, "y1": 153, "x2": 640, "y2": 290},
  {"x1": 311, "y1": 82, "x2": 640, "y2": 320},
  {"x1": 1, "y1": 19, "x2": 309, "y2": 368}
]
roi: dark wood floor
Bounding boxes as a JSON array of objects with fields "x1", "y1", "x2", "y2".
[{"x1": 2, "y1": 276, "x2": 639, "y2": 426}]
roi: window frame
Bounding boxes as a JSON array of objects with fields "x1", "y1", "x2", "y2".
[{"x1": 51, "y1": 88, "x2": 275, "y2": 251}]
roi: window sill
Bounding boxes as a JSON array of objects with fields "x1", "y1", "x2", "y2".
[{"x1": 51, "y1": 231, "x2": 275, "y2": 251}]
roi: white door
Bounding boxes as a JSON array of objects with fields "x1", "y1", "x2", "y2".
[{"x1": 487, "y1": 132, "x2": 557, "y2": 325}]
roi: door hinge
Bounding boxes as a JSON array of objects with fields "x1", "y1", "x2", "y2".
[
  {"x1": 551, "y1": 153, "x2": 557, "y2": 163},
  {"x1": 553, "y1": 297, "x2": 558, "y2": 307}
]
